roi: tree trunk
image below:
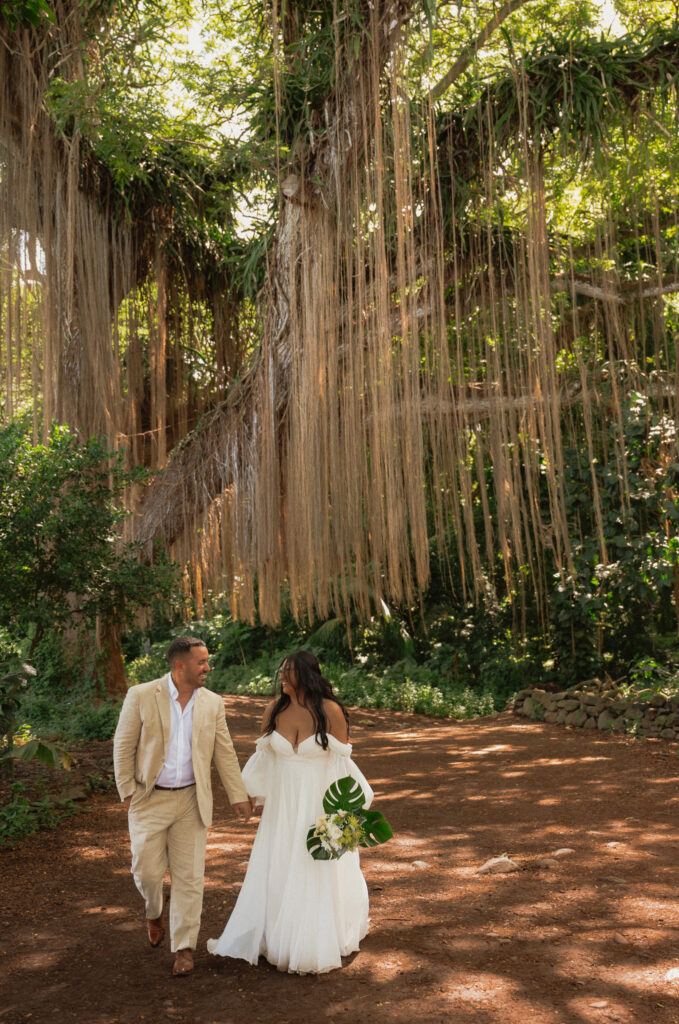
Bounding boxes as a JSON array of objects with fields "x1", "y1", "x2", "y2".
[{"x1": 100, "y1": 620, "x2": 128, "y2": 698}]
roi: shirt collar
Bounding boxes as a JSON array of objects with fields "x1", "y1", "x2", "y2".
[{"x1": 168, "y1": 672, "x2": 196, "y2": 708}]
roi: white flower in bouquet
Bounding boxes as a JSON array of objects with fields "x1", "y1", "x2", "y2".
[{"x1": 308, "y1": 811, "x2": 366, "y2": 860}]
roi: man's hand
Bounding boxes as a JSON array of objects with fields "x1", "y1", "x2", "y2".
[
  {"x1": 232, "y1": 800, "x2": 252, "y2": 821},
  {"x1": 123, "y1": 795, "x2": 133, "y2": 810}
]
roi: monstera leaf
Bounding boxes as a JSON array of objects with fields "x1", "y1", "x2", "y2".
[
  {"x1": 322, "y1": 775, "x2": 366, "y2": 814},
  {"x1": 359, "y1": 809, "x2": 393, "y2": 847},
  {"x1": 307, "y1": 775, "x2": 393, "y2": 860},
  {"x1": 306, "y1": 825, "x2": 333, "y2": 860}
]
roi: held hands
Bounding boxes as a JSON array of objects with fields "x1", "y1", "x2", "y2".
[{"x1": 232, "y1": 800, "x2": 252, "y2": 821}]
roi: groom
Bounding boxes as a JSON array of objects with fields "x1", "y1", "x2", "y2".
[{"x1": 113, "y1": 635, "x2": 251, "y2": 976}]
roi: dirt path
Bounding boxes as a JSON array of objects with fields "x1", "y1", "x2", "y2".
[{"x1": 2, "y1": 698, "x2": 679, "y2": 1024}]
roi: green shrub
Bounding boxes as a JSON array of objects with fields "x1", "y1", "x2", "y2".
[
  {"x1": 126, "y1": 644, "x2": 169, "y2": 684},
  {"x1": 207, "y1": 654, "x2": 503, "y2": 720},
  {"x1": 19, "y1": 692, "x2": 122, "y2": 741},
  {"x1": 85, "y1": 770, "x2": 116, "y2": 794},
  {"x1": 332, "y1": 662, "x2": 501, "y2": 718},
  {"x1": 125, "y1": 616, "x2": 281, "y2": 684},
  {"x1": 0, "y1": 782, "x2": 79, "y2": 849},
  {"x1": 61, "y1": 701, "x2": 122, "y2": 741},
  {"x1": 124, "y1": 608, "x2": 515, "y2": 721},
  {"x1": 0, "y1": 421, "x2": 179, "y2": 660},
  {"x1": 208, "y1": 652, "x2": 286, "y2": 696},
  {"x1": 0, "y1": 628, "x2": 19, "y2": 662}
]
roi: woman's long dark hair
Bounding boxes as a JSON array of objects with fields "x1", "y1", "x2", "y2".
[{"x1": 264, "y1": 650, "x2": 350, "y2": 750}]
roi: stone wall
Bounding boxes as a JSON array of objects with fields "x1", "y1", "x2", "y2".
[{"x1": 512, "y1": 681, "x2": 679, "y2": 740}]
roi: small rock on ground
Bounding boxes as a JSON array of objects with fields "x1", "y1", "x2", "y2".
[{"x1": 478, "y1": 856, "x2": 520, "y2": 874}]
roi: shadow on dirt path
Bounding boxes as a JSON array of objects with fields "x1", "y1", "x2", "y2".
[{"x1": 2, "y1": 698, "x2": 679, "y2": 1024}]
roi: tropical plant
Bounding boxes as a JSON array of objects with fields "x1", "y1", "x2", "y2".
[
  {"x1": 0, "y1": 782, "x2": 80, "y2": 849},
  {"x1": 0, "y1": 420, "x2": 179, "y2": 693},
  {"x1": 0, "y1": 656, "x2": 35, "y2": 777}
]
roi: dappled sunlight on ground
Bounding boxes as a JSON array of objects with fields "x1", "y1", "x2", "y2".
[{"x1": 2, "y1": 699, "x2": 679, "y2": 1023}]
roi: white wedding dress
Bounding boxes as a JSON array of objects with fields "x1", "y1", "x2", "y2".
[{"x1": 207, "y1": 730, "x2": 373, "y2": 974}]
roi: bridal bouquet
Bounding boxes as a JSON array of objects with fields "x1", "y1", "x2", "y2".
[{"x1": 307, "y1": 776, "x2": 392, "y2": 861}]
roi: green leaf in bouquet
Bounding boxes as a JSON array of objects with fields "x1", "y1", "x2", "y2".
[
  {"x1": 306, "y1": 825, "x2": 333, "y2": 860},
  {"x1": 322, "y1": 775, "x2": 366, "y2": 814},
  {"x1": 359, "y1": 809, "x2": 393, "y2": 848}
]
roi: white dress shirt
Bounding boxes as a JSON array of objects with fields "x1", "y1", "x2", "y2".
[{"x1": 156, "y1": 674, "x2": 197, "y2": 787}]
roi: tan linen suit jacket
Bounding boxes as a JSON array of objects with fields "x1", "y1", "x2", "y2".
[{"x1": 113, "y1": 677, "x2": 248, "y2": 827}]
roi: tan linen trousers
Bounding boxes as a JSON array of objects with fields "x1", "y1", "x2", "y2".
[{"x1": 128, "y1": 785, "x2": 207, "y2": 952}]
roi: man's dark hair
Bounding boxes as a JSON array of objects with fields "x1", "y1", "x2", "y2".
[{"x1": 167, "y1": 635, "x2": 207, "y2": 666}]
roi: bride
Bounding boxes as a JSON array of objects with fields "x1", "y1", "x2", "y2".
[{"x1": 207, "y1": 650, "x2": 373, "y2": 974}]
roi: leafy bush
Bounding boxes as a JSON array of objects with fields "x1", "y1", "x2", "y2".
[
  {"x1": 61, "y1": 701, "x2": 122, "y2": 741},
  {"x1": 332, "y1": 661, "x2": 501, "y2": 718},
  {"x1": 126, "y1": 644, "x2": 169, "y2": 684},
  {"x1": 0, "y1": 782, "x2": 79, "y2": 849},
  {"x1": 207, "y1": 652, "x2": 287, "y2": 696},
  {"x1": 125, "y1": 616, "x2": 295, "y2": 686},
  {"x1": 123, "y1": 602, "x2": 522, "y2": 721},
  {"x1": 125, "y1": 615, "x2": 285, "y2": 684},
  {"x1": 0, "y1": 420, "x2": 178, "y2": 673},
  {"x1": 208, "y1": 617, "x2": 277, "y2": 669},
  {"x1": 0, "y1": 628, "x2": 19, "y2": 662},
  {"x1": 19, "y1": 691, "x2": 122, "y2": 742},
  {"x1": 616, "y1": 644, "x2": 679, "y2": 701},
  {"x1": 85, "y1": 770, "x2": 116, "y2": 794},
  {"x1": 207, "y1": 653, "x2": 503, "y2": 719}
]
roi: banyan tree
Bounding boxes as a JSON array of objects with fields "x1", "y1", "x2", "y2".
[{"x1": 2, "y1": 0, "x2": 679, "y2": 637}]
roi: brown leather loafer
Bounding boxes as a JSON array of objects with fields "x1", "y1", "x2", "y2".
[
  {"x1": 146, "y1": 892, "x2": 169, "y2": 947},
  {"x1": 172, "y1": 948, "x2": 194, "y2": 976},
  {"x1": 147, "y1": 915, "x2": 164, "y2": 947}
]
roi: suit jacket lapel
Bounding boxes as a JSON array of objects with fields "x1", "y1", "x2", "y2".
[
  {"x1": 191, "y1": 686, "x2": 206, "y2": 759},
  {"x1": 155, "y1": 677, "x2": 171, "y2": 753}
]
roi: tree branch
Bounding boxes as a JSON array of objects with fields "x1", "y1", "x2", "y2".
[
  {"x1": 430, "y1": 0, "x2": 536, "y2": 100},
  {"x1": 551, "y1": 275, "x2": 679, "y2": 304}
]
